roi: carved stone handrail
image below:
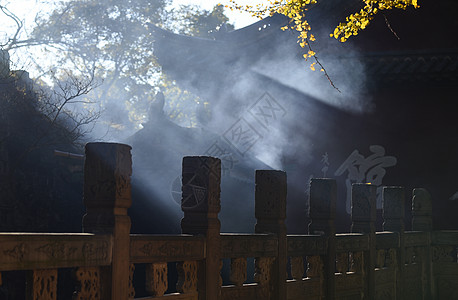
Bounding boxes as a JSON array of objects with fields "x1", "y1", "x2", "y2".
[
  {"x1": 375, "y1": 231, "x2": 400, "y2": 249},
  {"x1": 432, "y1": 230, "x2": 458, "y2": 245},
  {"x1": 221, "y1": 233, "x2": 277, "y2": 258},
  {"x1": 287, "y1": 235, "x2": 328, "y2": 256},
  {"x1": 0, "y1": 143, "x2": 454, "y2": 300},
  {"x1": 404, "y1": 231, "x2": 430, "y2": 247},
  {"x1": 335, "y1": 233, "x2": 370, "y2": 253},
  {"x1": 0, "y1": 233, "x2": 112, "y2": 271},
  {"x1": 130, "y1": 234, "x2": 205, "y2": 263}
]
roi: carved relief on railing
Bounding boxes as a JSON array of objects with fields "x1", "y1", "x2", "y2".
[
  {"x1": 436, "y1": 277, "x2": 458, "y2": 299},
  {"x1": 290, "y1": 256, "x2": 304, "y2": 280},
  {"x1": 308, "y1": 179, "x2": 336, "y2": 236},
  {"x1": 0, "y1": 235, "x2": 112, "y2": 270},
  {"x1": 146, "y1": 262, "x2": 168, "y2": 296},
  {"x1": 3, "y1": 242, "x2": 28, "y2": 261},
  {"x1": 416, "y1": 247, "x2": 425, "y2": 263},
  {"x1": 385, "y1": 248, "x2": 396, "y2": 268},
  {"x1": 306, "y1": 255, "x2": 323, "y2": 278},
  {"x1": 35, "y1": 242, "x2": 68, "y2": 260},
  {"x1": 255, "y1": 171, "x2": 287, "y2": 223},
  {"x1": 221, "y1": 234, "x2": 278, "y2": 258},
  {"x1": 405, "y1": 247, "x2": 421, "y2": 264},
  {"x1": 32, "y1": 269, "x2": 58, "y2": 300},
  {"x1": 349, "y1": 252, "x2": 363, "y2": 273},
  {"x1": 376, "y1": 288, "x2": 395, "y2": 300},
  {"x1": 336, "y1": 253, "x2": 349, "y2": 274},
  {"x1": 288, "y1": 235, "x2": 328, "y2": 257},
  {"x1": 352, "y1": 184, "x2": 377, "y2": 233},
  {"x1": 374, "y1": 249, "x2": 396, "y2": 299},
  {"x1": 254, "y1": 257, "x2": 274, "y2": 298},
  {"x1": 382, "y1": 187, "x2": 405, "y2": 232},
  {"x1": 181, "y1": 156, "x2": 221, "y2": 215},
  {"x1": 336, "y1": 234, "x2": 369, "y2": 253},
  {"x1": 128, "y1": 263, "x2": 135, "y2": 299},
  {"x1": 74, "y1": 267, "x2": 100, "y2": 299},
  {"x1": 404, "y1": 231, "x2": 429, "y2": 248},
  {"x1": 432, "y1": 245, "x2": 455, "y2": 262},
  {"x1": 230, "y1": 258, "x2": 247, "y2": 286},
  {"x1": 412, "y1": 188, "x2": 432, "y2": 231},
  {"x1": 83, "y1": 143, "x2": 132, "y2": 234},
  {"x1": 176, "y1": 261, "x2": 198, "y2": 293},
  {"x1": 130, "y1": 236, "x2": 205, "y2": 263},
  {"x1": 82, "y1": 241, "x2": 110, "y2": 262},
  {"x1": 405, "y1": 247, "x2": 417, "y2": 264},
  {"x1": 376, "y1": 249, "x2": 386, "y2": 269},
  {"x1": 84, "y1": 143, "x2": 132, "y2": 204}
]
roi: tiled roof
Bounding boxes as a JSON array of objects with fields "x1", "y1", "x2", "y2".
[
  {"x1": 152, "y1": 13, "x2": 458, "y2": 89},
  {"x1": 360, "y1": 51, "x2": 458, "y2": 84}
]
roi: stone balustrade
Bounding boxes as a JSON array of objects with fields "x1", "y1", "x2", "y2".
[{"x1": 0, "y1": 142, "x2": 456, "y2": 299}]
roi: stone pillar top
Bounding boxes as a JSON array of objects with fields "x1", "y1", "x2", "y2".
[
  {"x1": 308, "y1": 178, "x2": 336, "y2": 235},
  {"x1": 351, "y1": 183, "x2": 377, "y2": 234},
  {"x1": 83, "y1": 142, "x2": 132, "y2": 233}
]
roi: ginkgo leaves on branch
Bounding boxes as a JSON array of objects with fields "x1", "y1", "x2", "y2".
[
  {"x1": 331, "y1": 0, "x2": 419, "y2": 42},
  {"x1": 227, "y1": 0, "x2": 419, "y2": 70}
]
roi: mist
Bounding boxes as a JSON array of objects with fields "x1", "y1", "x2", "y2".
[
  {"x1": 1, "y1": 1, "x2": 374, "y2": 234},
  {"x1": 116, "y1": 8, "x2": 374, "y2": 234}
]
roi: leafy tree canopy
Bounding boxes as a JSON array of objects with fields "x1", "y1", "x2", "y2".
[
  {"x1": 172, "y1": 4, "x2": 235, "y2": 37},
  {"x1": 6, "y1": 1, "x2": 234, "y2": 136}
]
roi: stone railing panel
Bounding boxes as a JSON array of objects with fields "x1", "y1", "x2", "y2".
[
  {"x1": 146, "y1": 262, "x2": 168, "y2": 296},
  {"x1": 32, "y1": 268, "x2": 58, "y2": 300},
  {"x1": 229, "y1": 258, "x2": 247, "y2": 286},
  {"x1": 221, "y1": 234, "x2": 277, "y2": 258},
  {"x1": 287, "y1": 235, "x2": 327, "y2": 257},
  {"x1": 130, "y1": 235, "x2": 205, "y2": 264},
  {"x1": 335, "y1": 233, "x2": 369, "y2": 252},
  {"x1": 0, "y1": 233, "x2": 112, "y2": 271},
  {"x1": 74, "y1": 266, "x2": 101, "y2": 299},
  {"x1": 375, "y1": 232, "x2": 399, "y2": 249}
]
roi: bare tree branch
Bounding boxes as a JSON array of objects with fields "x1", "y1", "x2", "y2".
[
  {"x1": 0, "y1": 4, "x2": 24, "y2": 51},
  {"x1": 383, "y1": 14, "x2": 401, "y2": 40},
  {"x1": 8, "y1": 71, "x2": 101, "y2": 170},
  {"x1": 305, "y1": 38, "x2": 341, "y2": 93}
]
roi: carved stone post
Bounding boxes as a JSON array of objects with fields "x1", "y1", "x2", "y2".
[
  {"x1": 0, "y1": 106, "x2": 11, "y2": 231},
  {"x1": 351, "y1": 183, "x2": 376, "y2": 300},
  {"x1": 308, "y1": 178, "x2": 336, "y2": 299},
  {"x1": 255, "y1": 170, "x2": 287, "y2": 300},
  {"x1": 83, "y1": 142, "x2": 132, "y2": 300},
  {"x1": 412, "y1": 188, "x2": 433, "y2": 299},
  {"x1": 383, "y1": 187, "x2": 405, "y2": 232},
  {"x1": 412, "y1": 188, "x2": 432, "y2": 232},
  {"x1": 382, "y1": 186, "x2": 405, "y2": 300},
  {"x1": 181, "y1": 156, "x2": 221, "y2": 300},
  {"x1": 0, "y1": 49, "x2": 10, "y2": 78}
]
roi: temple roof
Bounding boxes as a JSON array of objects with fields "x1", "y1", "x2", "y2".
[
  {"x1": 151, "y1": 0, "x2": 458, "y2": 96},
  {"x1": 360, "y1": 51, "x2": 458, "y2": 84},
  {"x1": 150, "y1": 14, "x2": 290, "y2": 91}
]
